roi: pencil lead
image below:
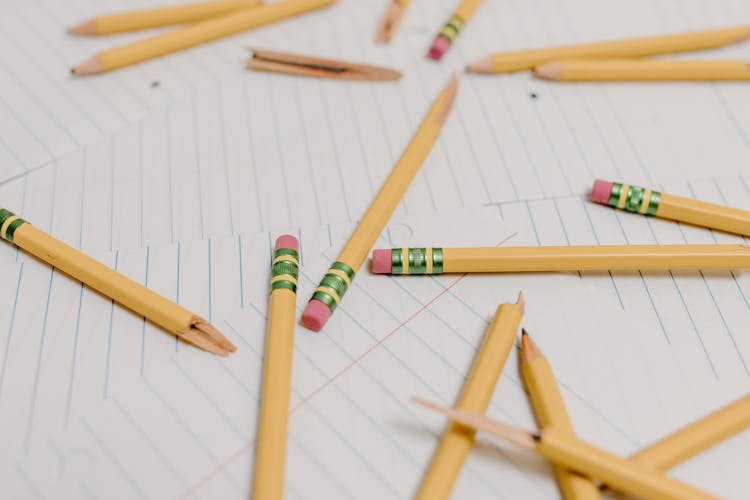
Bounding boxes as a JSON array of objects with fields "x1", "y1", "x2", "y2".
[{"x1": 521, "y1": 328, "x2": 528, "y2": 336}]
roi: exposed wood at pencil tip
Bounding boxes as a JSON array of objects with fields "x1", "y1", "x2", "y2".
[
  {"x1": 466, "y1": 56, "x2": 494, "y2": 74},
  {"x1": 247, "y1": 47, "x2": 401, "y2": 81},
  {"x1": 374, "y1": 1, "x2": 406, "y2": 43},
  {"x1": 71, "y1": 56, "x2": 104, "y2": 76},
  {"x1": 516, "y1": 290, "x2": 525, "y2": 314},
  {"x1": 412, "y1": 397, "x2": 537, "y2": 449},
  {"x1": 69, "y1": 19, "x2": 96, "y2": 35},
  {"x1": 180, "y1": 318, "x2": 236, "y2": 356},
  {"x1": 533, "y1": 62, "x2": 561, "y2": 81},
  {"x1": 434, "y1": 74, "x2": 458, "y2": 126},
  {"x1": 520, "y1": 329, "x2": 542, "y2": 365}
]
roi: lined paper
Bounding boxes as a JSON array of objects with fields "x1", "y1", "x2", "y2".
[
  {"x1": 1, "y1": 203, "x2": 750, "y2": 498},
  {"x1": 3, "y1": 0, "x2": 750, "y2": 498}
]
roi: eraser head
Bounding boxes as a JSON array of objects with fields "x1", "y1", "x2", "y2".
[
  {"x1": 428, "y1": 36, "x2": 451, "y2": 61},
  {"x1": 590, "y1": 180, "x2": 614, "y2": 205},
  {"x1": 301, "y1": 300, "x2": 331, "y2": 332},
  {"x1": 371, "y1": 249, "x2": 392, "y2": 274},
  {"x1": 274, "y1": 234, "x2": 299, "y2": 252}
]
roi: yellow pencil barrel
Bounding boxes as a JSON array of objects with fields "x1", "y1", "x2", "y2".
[
  {"x1": 416, "y1": 298, "x2": 523, "y2": 499},
  {"x1": 592, "y1": 180, "x2": 750, "y2": 237},
  {"x1": 0, "y1": 209, "x2": 233, "y2": 355},
  {"x1": 521, "y1": 337, "x2": 601, "y2": 500},
  {"x1": 87, "y1": 0, "x2": 262, "y2": 34},
  {"x1": 633, "y1": 395, "x2": 750, "y2": 470},
  {"x1": 538, "y1": 430, "x2": 717, "y2": 500},
  {"x1": 468, "y1": 26, "x2": 750, "y2": 74},
  {"x1": 373, "y1": 245, "x2": 750, "y2": 274},
  {"x1": 97, "y1": 0, "x2": 335, "y2": 71},
  {"x1": 540, "y1": 59, "x2": 750, "y2": 81},
  {"x1": 302, "y1": 76, "x2": 457, "y2": 331},
  {"x1": 253, "y1": 236, "x2": 300, "y2": 500},
  {"x1": 454, "y1": 0, "x2": 482, "y2": 20}
]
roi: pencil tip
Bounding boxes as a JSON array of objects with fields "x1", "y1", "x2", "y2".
[
  {"x1": 466, "y1": 57, "x2": 494, "y2": 74},
  {"x1": 521, "y1": 328, "x2": 528, "y2": 336},
  {"x1": 516, "y1": 291, "x2": 525, "y2": 314},
  {"x1": 433, "y1": 74, "x2": 458, "y2": 126},
  {"x1": 533, "y1": 62, "x2": 561, "y2": 81},
  {"x1": 71, "y1": 56, "x2": 104, "y2": 76},
  {"x1": 69, "y1": 20, "x2": 96, "y2": 35},
  {"x1": 520, "y1": 330, "x2": 543, "y2": 363}
]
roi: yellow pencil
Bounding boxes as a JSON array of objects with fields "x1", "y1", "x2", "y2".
[
  {"x1": 414, "y1": 400, "x2": 717, "y2": 500},
  {"x1": 428, "y1": 0, "x2": 482, "y2": 60},
  {"x1": 72, "y1": 0, "x2": 336, "y2": 75},
  {"x1": 252, "y1": 235, "x2": 300, "y2": 500},
  {"x1": 69, "y1": 0, "x2": 262, "y2": 35},
  {"x1": 591, "y1": 180, "x2": 750, "y2": 237},
  {"x1": 535, "y1": 59, "x2": 750, "y2": 82},
  {"x1": 0, "y1": 208, "x2": 234, "y2": 356},
  {"x1": 374, "y1": 0, "x2": 410, "y2": 43},
  {"x1": 415, "y1": 294, "x2": 524, "y2": 500},
  {"x1": 520, "y1": 331, "x2": 601, "y2": 500},
  {"x1": 300, "y1": 75, "x2": 457, "y2": 332},
  {"x1": 633, "y1": 394, "x2": 750, "y2": 470},
  {"x1": 466, "y1": 25, "x2": 750, "y2": 74},
  {"x1": 371, "y1": 244, "x2": 750, "y2": 274}
]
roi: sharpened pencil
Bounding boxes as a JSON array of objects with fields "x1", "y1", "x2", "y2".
[
  {"x1": 415, "y1": 400, "x2": 717, "y2": 500},
  {"x1": 521, "y1": 331, "x2": 601, "y2": 500},
  {"x1": 69, "y1": 0, "x2": 262, "y2": 35},
  {"x1": 0, "y1": 208, "x2": 234, "y2": 356}
]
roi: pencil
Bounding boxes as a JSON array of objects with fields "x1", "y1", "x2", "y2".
[
  {"x1": 535, "y1": 59, "x2": 750, "y2": 82},
  {"x1": 374, "y1": 0, "x2": 410, "y2": 43},
  {"x1": 428, "y1": 0, "x2": 482, "y2": 60},
  {"x1": 300, "y1": 75, "x2": 457, "y2": 332},
  {"x1": 246, "y1": 48, "x2": 402, "y2": 81},
  {"x1": 520, "y1": 331, "x2": 601, "y2": 500},
  {"x1": 632, "y1": 394, "x2": 750, "y2": 470},
  {"x1": 414, "y1": 400, "x2": 717, "y2": 500},
  {"x1": 252, "y1": 235, "x2": 300, "y2": 500},
  {"x1": 591, "y1": 180, "x2": 750, "y2": 237},
  {"x1": 0, "y1": 208, "x2": 234, "y2": 356},
  {"x1": 71, "y1": 0, "x2": 336, "y2": 75},
  {"x1": 371, "y1": 245, "x2": 750, "y2": 274},
  {"x1": 69, "y1": 0, "x2": 262, "y2": 35},
  {"x1": 466, "y1": 25, "x2": 750, "y2": 74},
  {"x1": 415, "y1": 294, "x2": 524, "y2": 500}
]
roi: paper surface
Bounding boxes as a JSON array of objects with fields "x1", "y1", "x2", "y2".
[{"x1": 3, "y1": 0, "x2": 750, "y2": 498}]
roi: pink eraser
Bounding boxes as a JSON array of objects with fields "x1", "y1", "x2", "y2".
[
  {"x1": 274, "y1": 234, "x2": 299, "y2": 252},
  {"x1": 301, "y1": 300, "x2": 331, "y2": 332},
  {"x1": 371, "y1": 249, "x2": 392, "y2": 274},
  {"x1": 590, "y1": 180, "x2": 614, "y2": 205},
  {"x1": 428, "y1": 36, "x2": 450, "y2": 61}
]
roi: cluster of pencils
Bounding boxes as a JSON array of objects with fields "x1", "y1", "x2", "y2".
[
  {"x1": 467, "y1": 25, "x2": 750, "y2": 82},
  {"x1": 46, "y1": 1, "x2": 750, "y2": 498},
  {"x1": 412, "y1": 306, "x2": 750, "y2": 499}
]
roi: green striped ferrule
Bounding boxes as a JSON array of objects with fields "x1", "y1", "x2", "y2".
[
  {"x1": 271, "y1": 248, "x2": 299, "y2": 293},
  {"x1": 392, "y1": 248, "x2": 444, "y2": 275},
  {"x1": 0, "y1": 208, "x2": 27, "y2": 243},
  {"x1": 439, "y1": 14, "x2": 465, "y2": 43},
  {"x1": 608, "y1": 183, "x2": 661, "y2": 215},
  {"x1": 311, "y1": 261, "x2": 355, "y2": 312}
]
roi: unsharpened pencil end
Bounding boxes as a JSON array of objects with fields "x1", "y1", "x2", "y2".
[
  {"x1": 590, "y1": 179, "x2": 614, "y2": 205},
  {"x1": 69, "y1": 20, "x2": 97, "y2": 35},
  {"x1": 301, "y1": 299, "x2": 331, "y2": 332},
  {"x1": 428, "y1": 36, "x2": 450, "y2": 61},
  {"x1": 533, "y1": 62, "x2": 562, "y2": 81},
  {"x1": 274, "y1": 234, "x2": 299, "y2": 253},
  {"x1": 371, "y1": 249, "x2": 392, "y2": 274}
]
